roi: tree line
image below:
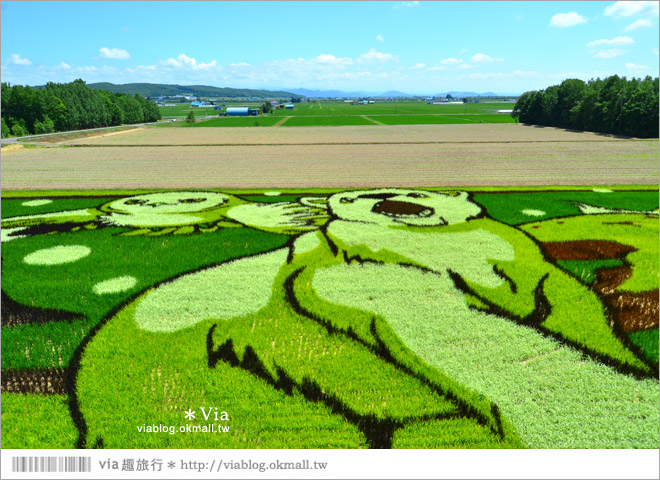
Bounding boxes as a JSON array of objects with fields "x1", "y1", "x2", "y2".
[
  {"x1": 513, "y1": 75, "x2": 659, "y2": 138},
  {"x1": 1, "y1": 79, "x2": 162, "y2": 138}
]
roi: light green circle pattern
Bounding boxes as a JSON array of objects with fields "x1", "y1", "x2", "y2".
[
  {"x1": 24, "y1": 245, "x2": 91, "y2": 265},
  {"x1": 22, "y1": 199, "x2": 53, "y2": 207},
  {"x1": 93, "y1": 276, "x2": 138, "y2": 295}
]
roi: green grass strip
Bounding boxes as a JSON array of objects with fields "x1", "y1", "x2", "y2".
[
  {"x1": 557, "y1": 259, "x2": 625, "y2": 284},
  {"x1": 282, "y1": 116, "x2": 376, "y2": 126},
  {"x1": 473, "y1": 191, "x2": 659, "y2": 226},
  {"x1": 3, "y1": 186, "x2": 657, "y2": 199},
  {"x1": 1, "y1": 393, "x2": 78, "y2": 448},
  {"x1": 194, "y1": 116, "x2": 282, "y2": 127},
  {"x1": 1, "y1": 198, "x2": 114, "y2": 219},
  {"x1": 628, "y1": 329, "x2": 660, "y2": 364}
]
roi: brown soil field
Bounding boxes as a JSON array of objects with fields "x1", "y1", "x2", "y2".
[
  {"x1": 63, "y1": 123, "x2": 651, "y2": 146},
  {"x1": 2, "y1": 124, "x2": 658, "y2": 189}
]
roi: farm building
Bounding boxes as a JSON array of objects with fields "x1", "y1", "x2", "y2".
[
  {"x1": 285, "y1": 104, "x2": 295, "y2": 109},
  {"x1": 226, "y1": 107, "x2": 250, "y2": 116}
]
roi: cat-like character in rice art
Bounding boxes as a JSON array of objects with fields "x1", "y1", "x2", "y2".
[{"x1": 46, "y1": 190, "x2": 659, "y2": 448}]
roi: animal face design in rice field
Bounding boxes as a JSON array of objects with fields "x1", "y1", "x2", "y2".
[
  {"x1": 1, "y1": 191, "x2": 327, "y2": 237},
  {"x1": 1, "y1": 188, "x2": 658, "y2": 450},
  {"x1": 99, "y1": 192, "x2": 232, "y2": 228},
  {"x1": 327, "y1": 189, "x2": 482, "y2": 226}
]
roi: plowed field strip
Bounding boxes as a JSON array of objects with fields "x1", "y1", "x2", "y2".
[
  {"x1": 64, "y1": 139, "x2": 651, "y2": 147},
  {"x1": 61, "y1": 124, "x2": 655, "y2": 146},
  {"x1": 2, "y1": 143, "x2": 657, "y2": 189}
]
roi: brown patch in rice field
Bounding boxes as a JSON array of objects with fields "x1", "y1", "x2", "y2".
[
  {"x1": 593, "y1": 267, "x2": 659, "y2": 333},
  {"x1": 1, "y1": 368, "x2": 67, "y2": 395},
  {"x1": 541, "y1": 240, "x2": 637, "y2": 261}
]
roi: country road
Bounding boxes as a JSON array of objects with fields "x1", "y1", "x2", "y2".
[{"x1": 0, "y1": 122, "x2": 161, "y2": 146}]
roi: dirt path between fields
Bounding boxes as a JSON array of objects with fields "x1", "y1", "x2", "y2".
[{"x1": 273, "y1": 117, "x2": 291, "y2": 127}]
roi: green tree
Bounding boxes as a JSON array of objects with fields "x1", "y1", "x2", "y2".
[
  {"x1": 186, "y1": 109, "x2": 196, "y2": 126},
  {"x1": 10, "y1": 119, "x2": 29, "y2": 137},
  {"x1": 261, "y1": 102, "x2": 272, "y2": 114},
  {"x1": 1, "y1": 117, "x2": 10, "y2": 138},
  {"x1": 33, "y1": 116, "x2": 55, "y2": 134}
]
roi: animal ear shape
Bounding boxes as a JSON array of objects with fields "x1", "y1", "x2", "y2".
[
  {"x1": 456, "y1": 191, "x2": 469, "y2": 201},
  {"x1": 299, "y1": 196, "x2": 330, "y2": 211}
]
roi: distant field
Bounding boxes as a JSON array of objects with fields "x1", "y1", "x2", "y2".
[
  {"x1": 193, "y1": 117, "x2": 281, "y2": 127},
  {"x1": 157, "y1": 101, "x2": 518, "y2": 127},
  {"x1": 270, "y1": 101, "x2": 515, "y2": 117},
  {"x1": 370, "y1": 114, "x2": 516, "y2": 125},
  {"x1": 159, "y1": 101, "x2": 514, "y2": 118},
  {"x1": 159, "y1": 103, "x2": 264, "y2": 117},
  {"x1": 158, "y1": 104, "x2": 220, "y2": 116},
  {"x1": 282, "y1": 116, "x2": 377, "y2": 126}
]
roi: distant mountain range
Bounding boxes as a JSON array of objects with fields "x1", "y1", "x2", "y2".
[
  {"x1": 284, "y1": 88, "x2": 518, "y2": 98},
  {"x1": 436, "y1": 91, "x2": 499, "y2": 98},
  {"x1": 84, "y1": 82, "x2": 518, "y2": 99},
  {"x1": 87, "y1": 83, "x2": 302, "y2": 99},
  {"x1": 286, "y1": 88, "x2": 416, "y2": 98}
]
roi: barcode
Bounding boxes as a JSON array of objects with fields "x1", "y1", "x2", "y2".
[{"x1": 11, "y1": 456, "x2": 92, "y2": 473}]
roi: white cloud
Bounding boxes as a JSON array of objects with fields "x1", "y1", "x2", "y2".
[
  {"x1": 457, "y1": 63, "x2": 473, "y2": 69},
  {"x1": 411, "y1": 63, "x2": 426, "y2": 69},
  {"x1": 604, "y1": 1, "x2": 659, "y2": 18},
  {"x1": 624, "y1": 19, "x2": 653, "y2": 31},
  {"x1": 458, "y1": 48, "x2": 468, "y2": 55},
  {"x1": 593, "y1": 49, "x2": 627, "y2": 58},
  {"x1": 99, "y1": 47, "x2": 130, "y2": 60},
  {"x1": 8, "y1": 53, "x2": 31, "y2": 65},
  {"x1": 625, "y1": 62, "x2": 649, "y2": 75},
  {"x1": 586, "y1": 36, "x2": 634, "y2": 47},
  {"x1": 357, "y1": 48, "x2": 398, "y2": 63},
  {"x1": 467, "y1": 70, "x2": 540, "y2": 80},
  {"x1": 654, "y1": 48, "x2": 659, "y2": 55},
  {"x1": 59, "y1": 62, "x2": 71, "y2": 69},
  {"x1": 395, "y1": 1, "x2": 419, "y2": 8},
  {"x1": 441, "y1": 57, "x2": 463, "y2": 65},
  {"x1": 230, "y1": 62, "x2": 250, "y2": 67},
  {"x1": 427, "y1": 66, "x2": 447, "y2": 71},
  {"x1": 376, "y1": 34, "x2": 384, "y2": 42},
  {"x1": 163, "y1": 53, "x2": 217, "y2": 70},
  {"x1": 468, "y1": 72, "x2": 508, "y2": 80},
  {"x1": 471, "y1": 53, "x2": 504, "y2": 63},
  {"x1": 550, "y1": 12, "x2": 587, "y2": 27},
  {"x1": 314, "y1": 54, "x2": 353, "y2": 65}
]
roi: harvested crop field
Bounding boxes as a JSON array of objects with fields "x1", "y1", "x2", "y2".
[
  {"x1": 2, "y1": 124, "x2": 658, "y2": 189},
  {"x1": 55, "y1": 123, "x2": 656, "y2": 145}
]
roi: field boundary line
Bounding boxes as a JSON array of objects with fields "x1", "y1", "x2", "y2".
[
  {"x1": 361, "y1": 116, "x2": 384, "y2": 125},
  {"x1": 65, "y1": 139, "x2": 644, "y2": 147},
  {"x1": 273, "y1": 117, "x2": 291, "y2": 127}
]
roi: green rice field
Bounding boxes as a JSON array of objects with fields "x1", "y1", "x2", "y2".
[
  {"x1": 1, "y1": 187, "x2": 658, "y2": 449},
  {"x1": 158, "y1": 100, "x2": 517, "y2": 127}
]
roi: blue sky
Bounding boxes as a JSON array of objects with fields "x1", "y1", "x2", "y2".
[{"x1": 1, "y1": 1, "x2": 658, "y2": 94}]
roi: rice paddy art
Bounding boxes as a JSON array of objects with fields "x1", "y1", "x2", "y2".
[{"x1": 1, "y1": 188, "x2": 658, "y2": 449}]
